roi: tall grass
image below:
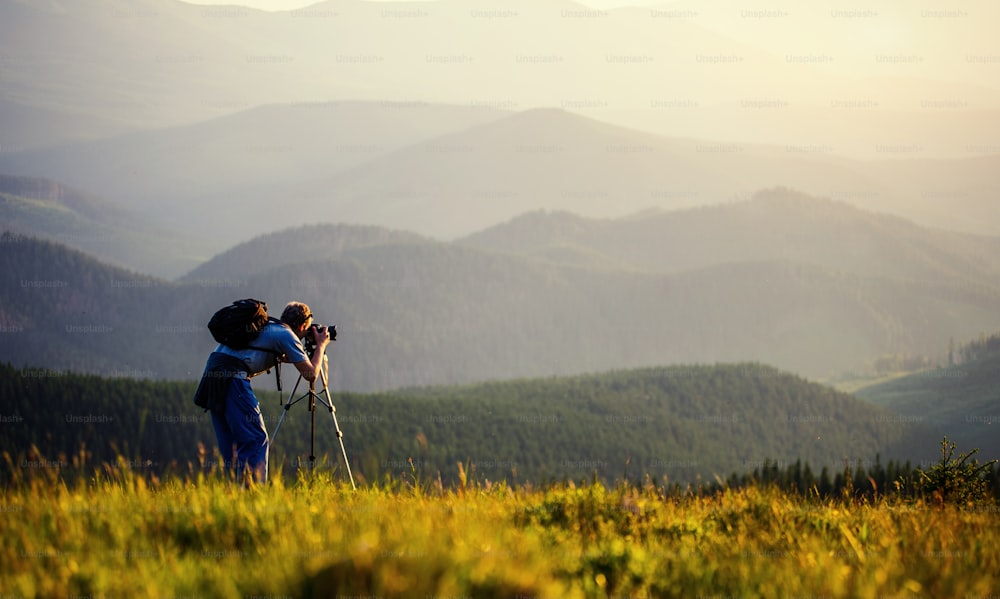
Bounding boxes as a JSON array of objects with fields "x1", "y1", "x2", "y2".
[{"x1": 1, "y1": 455, "x2": 998, "y2": 598}]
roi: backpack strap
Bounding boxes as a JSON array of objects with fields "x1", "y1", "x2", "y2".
[
  {"x1": 245, "y1": 318, "x2": 287, "y2": 355},
  {"x1": 246, "y1": 318, "x2": 290, "y2": 391}
]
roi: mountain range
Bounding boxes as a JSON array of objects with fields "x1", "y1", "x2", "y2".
[
  {"x1": 2, "y1": 0, "x2": 999, "y2": 271},
  {"x1": 2, "y1": 0, "x2": 999, "y2": 397},
  {"x1": 460, "y1": 188, "x2": 1000, "y2": 283},
  {"x1": 3, "y1": 0, "x2": 998, "y2": 155},
  {"x1": 2, "y1": 187, "x2": 998, "y2": 390},
  {"x1": 2, "y1": 103, "x2": 998, "y2": 273}
]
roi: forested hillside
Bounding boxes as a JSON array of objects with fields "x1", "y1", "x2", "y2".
[
  {"x1": 857, "y1": 330, "x2": 1000, "y2": 460},
  {"x1": 3, "y1": 186, "x2": 1000, "y2": 390},
  {"x1": 0, "y1": 361, "x2": 929, "y2": 485},
  {"x1": 179, "y1": 223, "x2": 431, "y2": 284},
  {"x1": 0, "y1": 233, "x2": 189, "y2": 375}
]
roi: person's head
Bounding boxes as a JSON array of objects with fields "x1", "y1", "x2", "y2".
[{"x1": 280, "y1": 301, "x2": 313, "y2": 339}]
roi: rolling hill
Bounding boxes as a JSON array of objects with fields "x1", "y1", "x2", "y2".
[
  {"x1": 284, "y1": 108, "x2": 1000, "y2": 239},
  {"x1": 856, "y1": 334, "x2": 1000, "y2": 462},
  {"x1": 0, "y1": 360, "x2": 931, "y2": 484},
  {"x1": 179, "y1": 222, "x2": 432, "y2": 283},
  {"x1": 2, "y1": 188, "x2": 998, "y2": 389},
  {"x1": 5, "y1": 105, "x2": 998, "y2": 260},
  {"x1": 0, "y1": 174, "x2": 212, "y2": 277},
  {"x1": 459, "y1": 187, "x2": 1000, "y2": 284},
  {"x1": 3, "y1": 0, "x2": 998, "y2": 159},
  {"x1": 2, "y1": 0, "x2": 999, "y2": 257},
  {"x1": 0, "y1": 101, "x2": 509, "y2": 250}
]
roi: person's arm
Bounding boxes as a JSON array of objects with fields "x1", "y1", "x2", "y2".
[{"x1": 292, "y1": 326, "x2": 331, "y2": 382}]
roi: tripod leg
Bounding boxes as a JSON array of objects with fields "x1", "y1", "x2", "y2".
[
  {"x1": 331, "y1": 407, "x2": 356, "y2": 490},
  {"x1": 309, "y1": 379, "x2": 317, "y2": 476},
  {"x1": 270, "y1": 374, "x2": 310, "y2": 476},
  {"x1": 271, "y1": 402, "x2": 292, "y2": 442},
  {"x1": 284, "y1": 374, "x2": 304, "y2": 407},
  {"x1": 319, "y1": 361, "x2": 356, "y2": 490},
  {"x1": 269, "y1": 352, "x2": 356, "y2": 488}
]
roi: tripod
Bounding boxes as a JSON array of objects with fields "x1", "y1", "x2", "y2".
[{"x1": 271, "y1": 351, "x2": 356, "y2": 489}]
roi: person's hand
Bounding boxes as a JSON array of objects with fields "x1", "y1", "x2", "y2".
[{"x1": 312, "y1": 324, "x2": 331, "y2": 347}]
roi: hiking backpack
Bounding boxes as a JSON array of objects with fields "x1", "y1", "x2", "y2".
[{"x1": 207, "y1": 298, "x2": 270, "y2": 349}]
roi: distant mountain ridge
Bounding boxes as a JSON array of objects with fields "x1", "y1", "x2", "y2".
[
  {"x1": 3, "y1": 0, "x2": 997, "y2": 158},
  {"x1": 0, "y1": 101, "x2": 510, "y2": 249},
  {"x1": 192, "y1": 107, "x2": 1000, "y2": 240},
  {"x1": 0, "y1": 174, "x2": 211, "y2": 277},
  {"x1": 180, "y1": 223, "x2": 432, "y2": 283},
  {"x1": 459, "y1": 188, "x2": 1000, "y2": 284},
  {"x1": 4, "y1": 103, "x2": 997, "y2": 261},
  {"x1": 3, "y1": 0, "x2": 1000, "y2": 252},
  {"x1": 3, "y1": 188, "x2": 999, "y2": 389}
]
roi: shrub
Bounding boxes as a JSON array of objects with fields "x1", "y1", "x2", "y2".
[{"x1": 916, "y1": 436, "x2": 997, "y2": 505}]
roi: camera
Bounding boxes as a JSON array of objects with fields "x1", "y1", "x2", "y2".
[{"x1": 304, "y1": 322, "x2": 337, "y2": 356}]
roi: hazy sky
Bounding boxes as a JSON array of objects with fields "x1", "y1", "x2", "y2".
[{"x1": 182, "y1": 0, "x2": 660, "y2": 9}]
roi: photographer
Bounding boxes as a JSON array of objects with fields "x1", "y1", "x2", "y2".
[{"x1": 197, "y1": 301, "x2": 330, "y2": 484}]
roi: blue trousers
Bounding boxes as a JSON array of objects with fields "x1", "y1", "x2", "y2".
[{"x1": 211, "y1": 378, "x2": 268, "y2": 484}]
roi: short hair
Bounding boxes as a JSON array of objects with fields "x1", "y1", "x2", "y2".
[{"x1": 281, "y1": 302, "x2": 312, "y2": 329}]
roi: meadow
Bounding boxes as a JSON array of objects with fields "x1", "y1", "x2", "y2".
[{"x1": 2, "y1": 458, "x2": 998, "y2": 599}]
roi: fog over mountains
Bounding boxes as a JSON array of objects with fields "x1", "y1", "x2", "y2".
[
  {"x1": 2, "y1": 103, "x2": 998, "y2": 277},
  {"x1": 1, "y1": 0, "x2": 999, "y2": 394},
  {"x1": 4, "y1": 0, "x2": 998, "y2": 153},
  {"x1": 2, "y1": 1, "x2": 999, "y2": 258}
]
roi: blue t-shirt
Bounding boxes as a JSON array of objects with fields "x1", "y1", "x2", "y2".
[{"x1": 215, "y1": 321, "x2": 309, "y2": 377}]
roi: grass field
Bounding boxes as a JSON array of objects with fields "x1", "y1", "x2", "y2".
[{"x1": 2, "y1": 460, "x2": 998, "y2": 599}]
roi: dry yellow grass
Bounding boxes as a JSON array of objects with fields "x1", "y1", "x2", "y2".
[{"x1": 1, "y1": 462, "x2": 998, "y2": 598}]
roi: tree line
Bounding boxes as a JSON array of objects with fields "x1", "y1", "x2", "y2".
[{"x1": 0, "y1": 361, "x2": 940, "y2": 489}]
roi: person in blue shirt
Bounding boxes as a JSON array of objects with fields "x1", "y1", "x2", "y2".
[{"x1": 197, "y1": 301, "x2": 331, "y2": 484}]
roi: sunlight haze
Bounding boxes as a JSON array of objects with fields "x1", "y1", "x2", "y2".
[
  {"x1": 180, "y1": 0, "x2": 665, "y2": 9},
  {"x1": 3, "y1": 5, "x2": 1000, "y2": 573}
]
